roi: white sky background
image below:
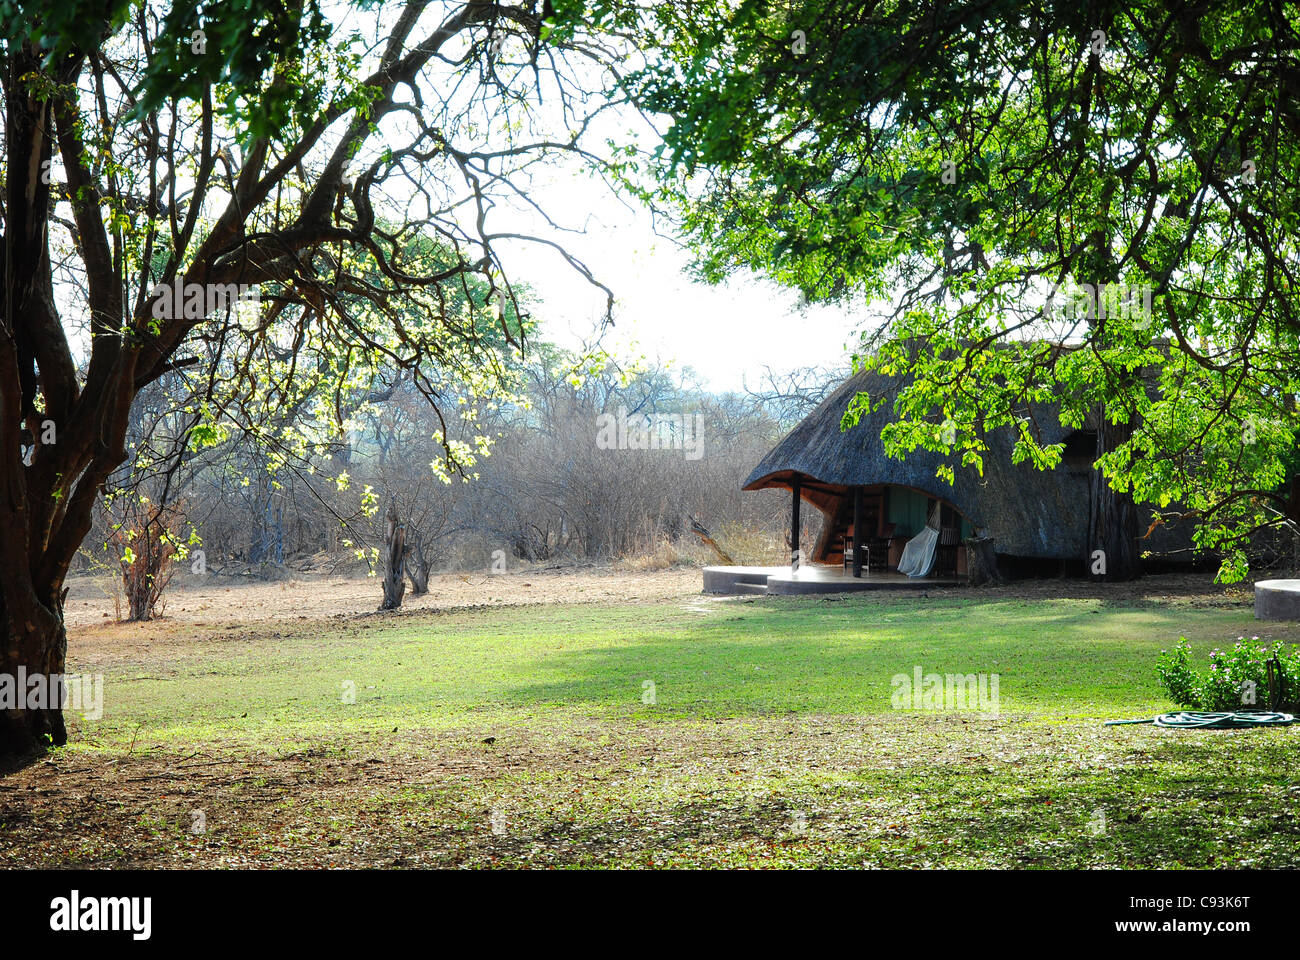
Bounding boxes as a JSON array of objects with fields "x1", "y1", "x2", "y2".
[
  {"x1": 499, "y1": 163, "x2": 866, "y2": 393},
  {"x1": 351, "y1": 3, "x2": 871, "y2": 394}
]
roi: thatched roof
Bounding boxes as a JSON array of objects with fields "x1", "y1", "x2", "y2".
[{"x1": 743, "y1": 368, "x2": 1093, "y2": 558}]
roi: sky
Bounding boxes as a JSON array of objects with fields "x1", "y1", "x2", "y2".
[
  {"x1": 428, "y1": 22, "x2": 872, "y2": 395},
  {"x1": 508, "y1": 172, "x2": 867, "y2": 393}
]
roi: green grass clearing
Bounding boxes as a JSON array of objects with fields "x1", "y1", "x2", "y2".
[{"x1": 3, "y1": 590, "x2": 1297, "y2": 868}]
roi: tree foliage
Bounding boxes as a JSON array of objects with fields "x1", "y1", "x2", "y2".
[{"x1": 629, "y1": 0, "x2": 1300, "y2": 579}]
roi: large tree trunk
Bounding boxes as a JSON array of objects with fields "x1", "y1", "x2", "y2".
[
  {"x1": 0, "y1": 592, "x2": 69, "y2": 759},
  {"x1": 0, "y1": 51, "x2": 85, "y2": 759},
  {"x1": 1088, "y1": 416, "x2": 1142, "y2": 581},
  {"x1": 380, "y1": 503, "x2": 406, "y2": 610},
  {"x1": 964, "y1": 537, "x2": 1003, "y2": 586}
]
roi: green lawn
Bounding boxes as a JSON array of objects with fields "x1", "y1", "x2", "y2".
[
  {"x1": 70, "y1": 593, "x2": 1267, "y2": 741},
  {"x1": 7, "y1": 590, "x2": 1300, "y2": 868}
]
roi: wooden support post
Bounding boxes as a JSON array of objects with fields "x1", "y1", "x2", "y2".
[
  {"x1": 851, "y1": 485, "x2": 864, "y2": 578},
  {"x1": 790, "y1": 478, "x2": 802, "y2": 571}
]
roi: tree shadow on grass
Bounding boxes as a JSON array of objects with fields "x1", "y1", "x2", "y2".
[
  {"x1": 491, "y1": 612, "x2": 1179, "y2": 717},
  {"x1": 477, "y1": 736, "x2": 1300, "y2": 868}
]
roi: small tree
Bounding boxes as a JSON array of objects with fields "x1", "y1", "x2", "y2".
[{"x1": 108, "y1": 496, "x2": 189, "y2": 622}]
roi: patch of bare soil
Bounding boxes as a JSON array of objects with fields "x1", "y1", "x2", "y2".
[
  {"x1": 59, "y1": 566, "x2": 1258, "y2": 662},
  {"x1": 971, "y1": 572, "x2": 1258, "y2": 608},
  {"x1": 65, "y1": 566, "x2": 1256, "y2": 636},
  {"x1": 63, "y1": 563, "x2": 705, "y2": 635}
]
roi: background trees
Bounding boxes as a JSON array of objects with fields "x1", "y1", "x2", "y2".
[
  {"x1": 76, "y1": 343, "x2": 798, "y2": 598},
  {"x1": 627, "y1": 0, "x2": 1300, "y2": 582}
]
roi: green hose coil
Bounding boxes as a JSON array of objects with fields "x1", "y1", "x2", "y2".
[{"x1": 1106, "y1": 710, "x2": 1295, "y2": 729}]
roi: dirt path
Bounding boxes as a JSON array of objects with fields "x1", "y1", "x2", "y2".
[
  {"x1": 63, "y1": 564, "x2": 706, "y2": 647},
  {"x1": 59, "y1": 564, "x2": 1257, "y2": 667}
]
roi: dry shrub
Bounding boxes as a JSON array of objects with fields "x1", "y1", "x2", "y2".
[
  {"x1": 671, "y1": 536, "x2": 715, "y2": 567},
  {"x1": 75, "y1": 542, "x2": 127, "y2": 620},
  {"x1": 109, "y1": 499, "x2": 187, "y2": 621},
  {"x1": 617, "y1": 523, "x2": 795, "y2": 572},
  {"x1": 714, "y1": 523, "x2": 791, "y2": 566},
  {"x1": 447, "y1": 541, "x2": 498, "y2": 573},
  {"x1": 619, "y1": 537, "x2": 686, "y2": 571}
]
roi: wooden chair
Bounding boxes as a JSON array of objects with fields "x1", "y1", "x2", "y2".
[
  {"x1": 867, "y1": 522, "x2": 896, "y2": 572},
  {"x1": 935, "y1": 527, "x2": 961, "y2": 576}
]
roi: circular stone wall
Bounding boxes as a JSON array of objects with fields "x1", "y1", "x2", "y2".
[{"x1": 1254, "y1": 580, "x2": 1300, "y2": 620}]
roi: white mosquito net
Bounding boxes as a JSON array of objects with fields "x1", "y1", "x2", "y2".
[{"x1": 897, "y1": 502, "x2": 942, "y2": 578}]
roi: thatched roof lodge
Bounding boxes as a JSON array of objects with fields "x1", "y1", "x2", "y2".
[{"x1": 742, "y1": 367, "x2": 1103, "y2": 576}]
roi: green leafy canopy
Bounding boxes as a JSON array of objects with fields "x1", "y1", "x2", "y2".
[{"x1": 627, "y1": 0, "x2": 1300, "y2": 580}]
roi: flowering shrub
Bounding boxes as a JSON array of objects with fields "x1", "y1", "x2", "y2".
[
  {"x1": 1157, "y1": 636, "x2": 1300, "y2": 711},
  {"x1": 1155, "y1": 639, "x2": 1202, "y2": 707}
]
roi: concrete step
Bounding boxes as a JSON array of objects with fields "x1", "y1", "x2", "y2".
[{"x1": 731, "y1": 582, "x2": 769, "y2": 595}]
